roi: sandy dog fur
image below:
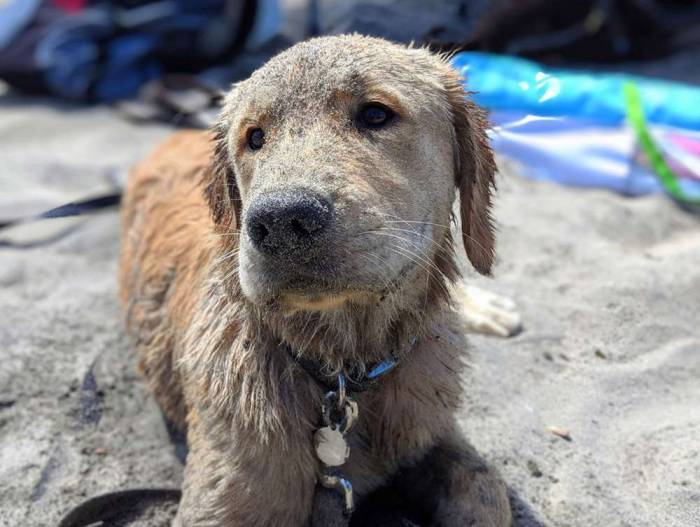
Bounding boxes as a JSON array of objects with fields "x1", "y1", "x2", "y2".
[{"x1": 120, "y1": 34, "x2": 511, "y2": 526}]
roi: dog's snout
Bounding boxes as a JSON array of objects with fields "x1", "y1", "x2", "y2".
[{"x1": 246, "y1": 189, "x2": 332, "y2": 257}]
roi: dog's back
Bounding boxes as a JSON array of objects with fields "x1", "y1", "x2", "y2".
[{"x1": 119, "y1": 130, "x2": 216, "y2": 428}]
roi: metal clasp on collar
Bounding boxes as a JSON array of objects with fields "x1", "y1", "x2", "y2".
[
  {"x1": 321, "y1": 374, "x2": 358, "y2": 434},
  {"x1": 319, "y1": 473, "x2": 354, "y2": 515},
  {"x1": 314, "y1": 373, "x2": 358, "y2": 515}
]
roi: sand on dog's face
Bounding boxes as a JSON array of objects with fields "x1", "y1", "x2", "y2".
[{"x1": 218, "y1": 36, "x2": 459, "y2": 309}]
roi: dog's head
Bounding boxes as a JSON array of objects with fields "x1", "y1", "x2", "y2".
[{"x1": 205, "y1": 35, "x2": 495, "y2": 311}]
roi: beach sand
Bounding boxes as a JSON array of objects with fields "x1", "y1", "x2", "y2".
[{"x1": 0, "y1": 98, "x2": 698, "y2": 526}]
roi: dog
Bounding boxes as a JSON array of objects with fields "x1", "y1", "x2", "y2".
[{"x1": 119, "y1": 34, "x2": 513, "y2": 526}]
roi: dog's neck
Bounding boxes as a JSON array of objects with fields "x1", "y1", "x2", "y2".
[
  {"x1": 258, "y1": 300, "x2": 424, "y2": 373},
  {"x1": 208, "y1": 227, "x2": 460, "y2": 374},
  {"x1": 239, "y1": 233, "x2": 460, "y2": 373}
]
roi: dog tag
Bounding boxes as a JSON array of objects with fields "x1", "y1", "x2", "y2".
[{"x1": 314, "y1": 426, "x2": 349, "y2": 467}]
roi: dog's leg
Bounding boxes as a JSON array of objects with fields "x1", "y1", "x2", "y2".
[
  {"x1": 173, "y1": 413, "x2": 317, "y2": 527},
  {"x1": 391, "y1": 436, "x2": 512, "y2": 527},
  {"x1": 429, "y1": 440, "x2": 512, "y2": 527},
  {"x1": 452, "y1": 282, "x2": 522, "y2": 338}
]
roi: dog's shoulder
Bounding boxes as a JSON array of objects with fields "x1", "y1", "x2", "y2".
[
  {"x1": 135, "y1": 130, "x2": 213, "y2": 177},
  {"x1": 120, "y1": 130, "x2": 220, "y2": 327}
]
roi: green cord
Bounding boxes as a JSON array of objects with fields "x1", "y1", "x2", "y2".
[{"x1": 623, "y1": 82, "x2": 700, "y2": 204}]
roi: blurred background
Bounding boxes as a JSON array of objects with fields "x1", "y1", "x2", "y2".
[
  {"x1": 1, "y1": 2, "x2": 699, "y2": 526},
  {"x1": 2, "y1": 0, "x2": 700, "y2": 226}
]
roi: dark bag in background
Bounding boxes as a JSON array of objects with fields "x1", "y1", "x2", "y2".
[
  {"x1": 446, "y1": 0, "x2": 700, "y2": 63},
  {"x1": 319, "y1": 0, "x2": 700, "y2": 65},
  {"x1": 0, "y1": 0, "x2": 257, "y2": 101}
]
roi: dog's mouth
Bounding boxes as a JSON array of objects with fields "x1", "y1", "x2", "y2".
[
  {"x1": 238, "y1": 220, "x2": 432, "y2": 311},
  {"x1": 278, "y1": 289, "x2": 378, "y2": 311},
  {"x1": 239, "y1": 239, "x2": 426, "y2": 311},
  {"x1": 276, "y1": 276, "x2": 379, "y2": 311}
]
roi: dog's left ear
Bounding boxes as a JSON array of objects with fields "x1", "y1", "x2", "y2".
[
  {"x1": 203, "y1": 119, "x2": 241, "y2": 229},
  {"x1": 444, "y1": 72, "x2": 497, "y2": 275},
  {"x1": 201, "y1": 83, "x2": 242, "y2": 229}
]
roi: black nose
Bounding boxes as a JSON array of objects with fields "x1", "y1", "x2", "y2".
[{"x1": 246, "y1": 189, "x2": 333, "y2": 258}]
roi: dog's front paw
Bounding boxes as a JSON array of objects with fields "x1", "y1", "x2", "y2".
[{"x1": 453, "y1": 283, "x2": 522, "y2": 338}]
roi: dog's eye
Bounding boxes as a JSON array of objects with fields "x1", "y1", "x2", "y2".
[
  {"x1": 359, "y1": 104, "x2": 393, "y2": 129},
  {"x1": 247, "y1": 128, "x2": 265, "y2": 150}
]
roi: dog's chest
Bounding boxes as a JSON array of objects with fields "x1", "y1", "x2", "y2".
[{"x1": 338, "y1": 360, "x2": 462, "y2": 494}]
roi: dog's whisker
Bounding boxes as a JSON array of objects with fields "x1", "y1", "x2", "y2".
[
  {"x1": 385, "y1": 240, "x2": 452, "y2": 297},
  {"x1": 383, "y1": 242, "x2": 448, "y2": 293},
  {"x1": 378, "y1": 213, "x2": 492, "y2": 263},
  {"x1": 373, "y1": 211, "x2": 451, "y2": 230},
  {"x1": 215, "y1": 249, "x2": 240, "y2": 264},
  {"x1": 376, "y1": 215, "x2": 451, "y2": 231},
  {"x1": 362, "y1": 231, "x2": 442, "y2": 273},
  {"x1": 386, "y1": 249, "x2": 449, "y2": 302},
  {"x1": 376, "y1": 227, "x2": 445, "y2": 252},
  {"x1": 359, "y1": 230, "x2": 445, "y2": 281},
  {"x1": 219, "y1": 264, "x2": 241, "y2": 283},
  {"x1": 354, "y1": 250, "x2": 394, "y2": 293}
]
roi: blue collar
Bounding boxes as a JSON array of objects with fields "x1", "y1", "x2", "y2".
[{"x1": 284, "y1": 335, "x2": 418, "y2": 393}]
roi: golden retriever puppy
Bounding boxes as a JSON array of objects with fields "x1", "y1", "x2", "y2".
[{"x1": 120, "y1": 34, "x2": 512, "y2": 526}]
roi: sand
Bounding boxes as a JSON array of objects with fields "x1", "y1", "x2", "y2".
[{"x1": 0, "y1": 97, "x2": 698, "y2": 527}]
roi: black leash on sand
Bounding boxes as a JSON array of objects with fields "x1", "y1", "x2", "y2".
[
  {"x1": 0, "y1": 193, "x2": 184, "y2": 526},
  {"x1": 57, "y1": 488, "x2": 182, "y2": 527},
  {"x1": 0, "y1": 192, "x2": 123, "y2": 247},
  {"x1": 57, "y1": 485, "x2": 408, "y2": 527},
  {"x1": 0, "y1": 193, "x2": 122, "y2": 231},
  {"x1": 56, "y1": 485, "x2": 352, "y2": 526},
  {"x1": 0, "y1": 192, "x2": 187, "y2": 527}
]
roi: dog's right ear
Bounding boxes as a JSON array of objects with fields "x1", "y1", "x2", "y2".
[
  {"x1": 203, "y1": 118, "x2": 241, "y2": 229},
  {"x1": 443, "y1": 70, "x2": 497, "y2": 275}
]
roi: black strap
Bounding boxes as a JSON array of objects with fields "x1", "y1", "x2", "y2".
[
  {"x1": 0, "y1": 192, "x2": 123, "y2": 248},
  {"x1": 0, "y1": 192, "x2": 122, "y2": 231},
  {"x1": 58, "y1": 488, "x2": 181, "y2": 527}
]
